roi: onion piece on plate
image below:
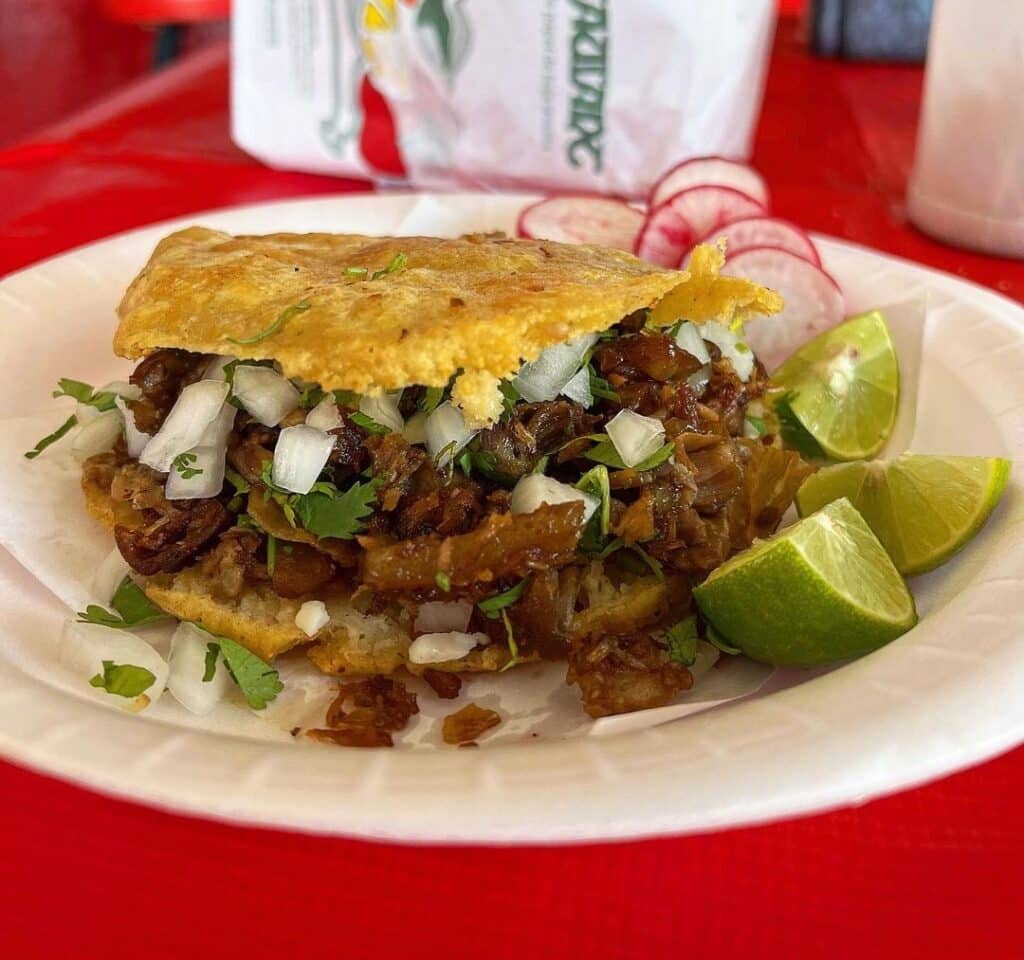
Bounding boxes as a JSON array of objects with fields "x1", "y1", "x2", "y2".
[
  {"x1": 71, "y1": 408, "x2": 123, "y2": 461},
  {"x1": 517, "y1": 195, "x2": 645, "y2": 251},
  {"x1": 139, "y1": 379, "x2": 229, "y2": 472},
  {"x1": 685, "y1": 216, "x2": 820, "y2": 268},
  {"x1": 59, "y1": 621, "x2": 168, "y2": 713},
  {"x1": 231, "y1": 365, "x2": 299, "y2": 427},
  {"x1": 91, "y1": 548, "x2": 131, "y2": 605},
  {"x1": 165, "y1": 444, "x2": 228, "y2": 500},
  {"x1": 635, "y1": 185, "x2": 767, "y2": 267},
  {"x1": 114, "y1": 396, "x2": 151, "y2": 458},
  {"x1": 295, "y1": 600, "x2": 331, "y2": 638},
  {"x1": 415, "y1": 600, "x2": 473, "y2": 634},
  {"x1": 167, "y1": 621, "x2": 232, "y2": 716},
  {"x1": 605, "y1": 409, "x2": 667, "y2": 467},
  {"x1": 723, "y1": 246, "x2": 845, "y2": 371},
  {"x1": 305, "y1": 395, "x2": 343, "y2": 432},
  {"x1": 649, "y1": 156, "x2": 770, "y2": 210},
  {"x1": 514, "y1": 334, "x2": 598, "y2": 403},
  {"x1": 425, "y1": 402, "x2": 475, "y2": 466},
  {"x1": 510, "y1": 473, "x2": 598, "y2": 523},
  {"x1": 272, "y1": 424, "x2": 334, "y2": 494},
  {"x1": 408, "y1": 631, "x2": 487, "y2": 665}
]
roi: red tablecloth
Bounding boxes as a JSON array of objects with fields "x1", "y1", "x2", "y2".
[{"x1": 2, "y1": 21, "x2": 1022, "y2": 959}]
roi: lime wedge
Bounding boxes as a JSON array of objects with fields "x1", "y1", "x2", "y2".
[
  {"x1": 694, "y1": 498, "x2": 917, "y2": 666},
  {"x1": 773, "y1": 309, "x2": 898, "y2": 461},
  {"x1": 796, "y1": 454, "x2": 1011, "y2": 576}
]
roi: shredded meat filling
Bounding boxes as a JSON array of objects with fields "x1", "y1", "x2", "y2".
[
  {"x1": 116, "y1": 498, "x2": 232, "y2": 575},
  {"x1": 128, "y1": 348, "x2": 208, "y2": 434}
]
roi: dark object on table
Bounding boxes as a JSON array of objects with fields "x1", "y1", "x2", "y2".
[{"x1": 811, "y1": 0, "x2": 933, "y2": 62}]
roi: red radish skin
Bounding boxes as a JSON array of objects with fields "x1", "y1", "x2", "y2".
[
  {"x1": 649, "y1": 156, "x2": 770, "y2": 210},
  {"x1": 517, "y1": 195, "x2": 644, "y2": 251},
  {"x1": 723, "y1": 246, "x2": 845, "y2": 371},
  {"x1": 635, "y1": 185, "x2": 766, "y2": 267},
  {"x1": 683, "y1": 216, "x2": 821, "y2": 268}
]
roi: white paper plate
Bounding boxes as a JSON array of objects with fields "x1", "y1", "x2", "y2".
[{"x1": 0, "y1": 192, "x2": 1021, "y2": 844}]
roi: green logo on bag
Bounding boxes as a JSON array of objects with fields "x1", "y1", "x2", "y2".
[{"x1": 566, "y1": 0, "x2": 608, "y2": 173}]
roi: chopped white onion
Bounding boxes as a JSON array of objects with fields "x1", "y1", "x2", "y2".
[
  {"x1": 114, "y1": 396, "x2": 152, "y2": 458},
  {"x1": 402, "y1": 410, "x2": 428, "y2": 445},
  {"x1": 203, "y1": 355, "x2": 237, "y2": 381},
  {"x1": 91, "y1": 548, "x2": 131, "y2": 604},
  {"x1": 167, "y1": 621, "x2": 231, "y2": 716},
  {"x1": 510, "y1": 473, "x2": 598, "y2": 523},
  {"x1": 359, "y1": 391, "x2": 404, "y2": 433},
  {"x1": 305, "y1": 395, "x2": 343, "y2": 432},
  {"x1": 71, "y1": 409, "x2": 123, "y2": 461},
  {"x1": 425, "y1": 401, "x2": 476, "y2": 466},
  {"x1": 295, "y1": 600, "x2": 331, "y2": 638},
  {"x1": 165, "y1": 444, "x2": 228, "y2": 500},
  {"x1": 99, "y1": 380, "x2": 142, "y2": 401},
  {"x1": 560, "y1": 366, "x2": 594, "y2": 408},
  {"x1": 59, "y1": 620, "x2": 168, "y2": 712},
  {"x1": 697, "y1": 322, "x2": 754, "y2": 382},
  {"x1": 686, "y1": 364, "x2": 711, "y2": 397},
  {"x1": 272, "y1": 424, "x2": 334, "y2": 494},
  {"x1": 513, "y1": 333, "x2": 599, "y2": 403},
  {"x1": 230, "y1": 364, "x2": 300, "y2": 427},
  {"x1": 197, "y1": 402, "x2": 236, "y2": 447},
  {"x1": 673, "y1": 322, "x2": 712, "y2": 365},
  {"x1": 75, "y1": 402, "x2": 101, "y2": 425},
  {"x1": 414, "y1": 600, "x2": 473, "y2": 635},
  {"x1": 605, "y1": 409, "x2": 666, "y2": 468},
  {"x1": 408, "y1": 631, "x2": 487, "y2": 665},
  {"x1": 139, "y1": 380, "x2": 229, "y2": 472}
]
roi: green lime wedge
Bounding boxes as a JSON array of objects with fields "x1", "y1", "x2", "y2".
[
  {"x1": 796, "y1": 454, "x2": 1011, "y2": 576},
  {"x1": 694, "y1": 498, "x2": 917, "y2": 666},
  {"x1": 773, "y1": 309, "x2": 898, "y2": 461}
]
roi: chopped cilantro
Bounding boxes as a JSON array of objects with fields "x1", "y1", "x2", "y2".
[
  {"x1": 202, "y1": 642, "x2": 220, "y2": 682},
  {"x1": 292, "y1": 477, "x2": 380, "y2": 539},
  {"x1": 172, "y1": 451, "x2": 203, "y2": 480},
  {"x1": 435, "y1": 570, "x2": 452, "y2": 592},
  {"x1": 227, "y1": 300, "x2": 310, "y2": 346},
  {"x1": 343, "y1": 266, "x2": 369, "y2": 278},
  {"x1": 745, "y1": 415, "x2": 767, "y2": 437},
  {"x1": 225, "y1": 466, "x2": 251, "y2": 512},
  {"x1": 24, "y1": 414, "x2": 78, "y2": 460},
  {"x1": 478, "y1": 579, "x2": 529, "y2": 619},
  {"x1": 298, "y1": 383, "x2": 325, "y2": 408},
  {"x1": 420, "y1": 385, "x2": 446, "y2": 414},
  {"x1": 77, "y1": 577, "x2": 167, "y2": 629},
  {"x1": 350, "y1": 411, "x2": 391, "y2": 435},
  {"x1": 532, "y1": 455, "x2": 550, "y2": 475},
  {"x1": 266, "y1": 533, "x2": 278, "y2": 575},
  {"x1": 333, "y1": 388, "x2": 359, "y2": 408},
  {"x1": 498, "y1": 609, "x2": 520, "y2": 672},
  {"x1": 457, "y1": 449, "x2": 505, "y2": 483},
  {"x1": 89, "y1": 660, "x2": 156, "y2": 699},
  {"x1": 588, "y1": 365, "x2": 620, "y2": 403},
  {"x1": 498, "y1": 380, "x2": 521, "y2": 419},
  {"x1": 370, "y1": 252, "x2": 407, "y2": 281},
  {"x1": 576, "y1": 464, "x2": 611, "y2": 536},
  {"x1": 613, "y1": 544, "x2": 664, "y2": 580},
  {"x1": 52, "y1": 378, "x2": 119, "y2": 412},
  {"x1": 665, "y1": 617, "x2": 699, "y2": 666},
  {"x1": 201, "y1": 628, "x2": 282, "y2": 710},
  {"x1": 584, "y1": 438, "x2": 674, "y2": 472}
]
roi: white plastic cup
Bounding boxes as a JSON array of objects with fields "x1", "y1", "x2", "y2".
[{"x1": 907, "y1": 0, "x2": 1024, "y2": 259}]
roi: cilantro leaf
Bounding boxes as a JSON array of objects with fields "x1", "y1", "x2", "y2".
[
  {"x1": 498, "y1": 380, "x2": 521, "y2": 419},
  {"x1": 435, "y1": 570, "x2": 452, "y2": 592},
  {"x1": 202, "y1": 642, "x2": 220, "y2": 682},
  {"x1": 206, "y1": 629, "x2": 282, "y2": 709},
  {"x1": 89, "y1": 660, "x2": 156, "y2": 698},
  {"x1": 576, "y1": 464, "x2": 611, "y2": 536},
  {"x1": 613, "y1": 544, "x2": 664, "y2": 580},
  {"x1": 298, "y1": 383, "x2": 325, "y2": 408},
  {"x1": 292, "y1": 478, "x2": 379, "y2": 540},
  {"x1": 172, "y1": 452, "x2": 203, "y2": 480},
  {"x1": 350, "y1": 411, "x2": 391, "y2": 435},
  {"x1": 24, "y1": 414, "x2": 78, "y2": 460},
  {"x1": 343, "y1": 266, "x2": 369, "y2": 278},
  {"x1": 665, "y1": 617, "x2": 699, "y2": 666},
  {"x1": 588, "y1": 365, "x2": 620, "y2": 402},
  {"x1": 584, "y1": 438, "x2": 674, "y2": 472},
  {"x1": 370, "y1": 252, "x2": 407, "y2": 280},
  {"x1": 478, "y1": 579, "x2": 529, "y2": 619},
  {"x1": 77, "y1": 577, "x2": 167, "y2": 629},
  {"x1": 745, "y1": 415, "x2": 767, "y2": 437},
  {"x1": 420, "y1": 385, "x2": 446, "y2": 414},
  {"x1": 52, "y1": 378, "x2": 96, "y2": 403},
  {"x1": 227, "y1": 300, "x2": 310, "y2": 346}
]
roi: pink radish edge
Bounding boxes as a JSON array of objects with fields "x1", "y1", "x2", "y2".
[
  {"x1": 685, "y1": 216, "x2": 822, "y2": 268},
  {"x1": 516, "y1": 193, "x2": 644, "y2": 249},
  {"x1": 648, "y1": 155, "x2": 770, "y2": 209}
]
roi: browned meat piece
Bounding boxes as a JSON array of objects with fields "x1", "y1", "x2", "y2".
[
  {"x1": 422, "y1": 668, "x2": 462, "y2": 699},
  {"x1": 360, "y1": 501, "x2": 585, "y2": 591},
  {"x1": 474, "y1": 400, "x2": 598, "y2": 479},
  {"x1": 702, "y1": 358, "x2": 768, "y2": 436},
  {"x1": 595, "y1": 331, "x2": 704, "y2": 383},
  {"x1": 227, "y1": 434, "x2": 273, "y2": 485},
  {"x1": 392, "y1": 483, "x2": 485, "y2": 539},
  {"x1": 325, "y1": 676, "x2": 419, "y2": 732},
  {"x1": 270, "y1": 542, "x2": 336, "y2": 598},
  {"x1": 613, "y1": 491, "x2": 656, "y2": 544},
  {"x1": 128, "y1": 348, "x2": 208, "y2": 434},
  {"x1": 689, "y1": 441, "x2": 744, "y2": 513},
  {"x1": 367, "y1": 432, "x2": 434, "y2": 511},
  {"x1": 567, "y1": 632, "x2": 693, "y2": 718},
  {"x1": 328, "y1": 409, "x2": 371, "y2": 481},
  {"x1": 109, "y1": 460, "x2": 171, "y2": 512},
  {"x1": 442, "y1": 703, "x2": 501, "y2": 744},
  {"x1": 198, "y1": 529, "x2": 264, "y2": 599},
  {"x1": 115, "y1": 499, "x2": 232, "y2": 575},
  {"x1": 307, "y1": 725, "x2": 394, "y2": 748},
  {"x1": 509, "y1": 566, "x2": 581, "y2": 659}
]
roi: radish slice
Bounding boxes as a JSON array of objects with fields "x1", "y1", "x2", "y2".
[
  {"x1": 517, "y1": 195, "x2": 644, "y2": 251},
  {"x1": 635, "y1": 186, "x2": 766, "y2": 267},
  {"x1": 723, "y1": 246, "x2": 845, "y2": 372},
  {"x1": 685, "y1": 216, "x2": 821, "y2": 268},
  {"x1": 649, "y1": 156, "x2": 770, "y2": 210}
]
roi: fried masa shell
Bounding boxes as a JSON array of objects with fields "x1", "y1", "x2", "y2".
[{"x1": 112, "y1": 229, "x2": 780, "y2": 424}]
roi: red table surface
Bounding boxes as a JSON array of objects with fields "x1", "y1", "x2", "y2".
[{"x1": 2, "y1": 20, "x2": 1023, "y2": 959}]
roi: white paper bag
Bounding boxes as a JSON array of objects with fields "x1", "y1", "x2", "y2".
[{"x1": 231, "y1": 0, "x2": 777, "y2": 198}]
